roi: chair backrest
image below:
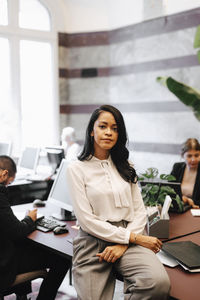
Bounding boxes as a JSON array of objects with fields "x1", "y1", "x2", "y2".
[
  {"x1": 11, "y1": 270, "x2": 47, "y2": 286},
  {"x1": 0, "y1": 269, "x2": 47, "y2": 299}
]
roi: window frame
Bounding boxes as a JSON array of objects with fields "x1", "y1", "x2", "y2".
[{"x1": 0, "y1": 0, "x2": 60, "y2": 154}]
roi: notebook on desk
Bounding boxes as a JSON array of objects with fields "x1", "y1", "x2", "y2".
[{"x1": 162, "y1": 241, "x2": 200, "y2": 269}]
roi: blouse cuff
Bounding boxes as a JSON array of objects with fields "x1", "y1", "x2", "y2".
[{"x1": 125, "y1": 229, "x2": 131, "y2": 244}]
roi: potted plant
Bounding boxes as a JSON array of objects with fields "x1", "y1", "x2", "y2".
[{"x1": 139, "y1": 168, "x2": 184, "y2": 212}]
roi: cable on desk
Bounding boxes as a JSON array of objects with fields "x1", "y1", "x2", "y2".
[{"x1": 162, "y1": 229, "x2": 200, "y2": 243}]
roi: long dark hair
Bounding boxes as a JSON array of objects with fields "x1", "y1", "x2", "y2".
[{"x1": 78, "y1": 104, "x2": 137, "y2": 183}]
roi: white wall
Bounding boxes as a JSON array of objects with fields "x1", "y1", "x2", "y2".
[
  {"x1": 60, "y1": 0, "x2": 109, "y2": 33},
  {"x1": 60, "y1": 0, "x2": 200, "y2": 33},
  {"x1": 163, "y1": 0, "x2": 200, "y2": 15}
]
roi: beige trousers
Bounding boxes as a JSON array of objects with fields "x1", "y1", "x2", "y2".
[{"x1": 72, "y1": 228, "x2": 170, "y2": 300}]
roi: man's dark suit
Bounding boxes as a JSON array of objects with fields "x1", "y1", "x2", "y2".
[
  {"x1": 0, "y1": 183, "x2": 35, "y2": 289},
  {"x1": 171, "y1": 162, "x2": 200, "y2": 206},
  {"x1": 0, "y1": 183, "x2": 70, "y2": 299}
]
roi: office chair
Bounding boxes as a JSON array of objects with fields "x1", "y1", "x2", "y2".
[
  {"x1": 0, "y1": 269, "x2": 47, "y2": 300},
  {"x1": 112, "y1": 268, "x2": 123, "y2": 282}
]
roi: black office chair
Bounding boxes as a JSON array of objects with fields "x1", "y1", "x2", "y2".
[{"x1": 0, "y1": 269, "x2": 47, "y2": 300}]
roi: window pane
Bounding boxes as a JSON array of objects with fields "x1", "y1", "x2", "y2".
[
  {"x1": 19, "y1": 0, "x2": 50, "y2": 31},
  {"x1": 0, "y1": 38, "x2": 16, "y2": 143},
  {"x1": 0, "y1": 0, "x2": 8, "y2": 25},
  {"x1": 20, "y1": 40, "x2": 55, "y2": 146}
]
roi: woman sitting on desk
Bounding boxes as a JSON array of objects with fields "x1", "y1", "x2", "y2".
[
  {"x1": 171, "y1": 138, "x2": 200, "y2": 209},
  {"x1": 67, "y1": 104, "x2": 170, "y2": 300}
]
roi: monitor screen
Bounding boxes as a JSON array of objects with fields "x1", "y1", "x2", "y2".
[
  {"x1": 47, "y1": 159, "x2": 75, "y2": 220},
  {"x1": 0, "y1": 142, "x2": 12, "y2": 156},
  {"x1": 18, "y1": 147, "x2": 40, "y2": 172},
  {"x1": 46, "y1": 147, "x2": 65, "y2": 173}
]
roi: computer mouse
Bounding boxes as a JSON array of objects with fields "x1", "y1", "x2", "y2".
[
  {"x1": 53, "y1": 226, "x2": 69, "y2": 235},
  {"x1": 33, "y1": 199, "x2": 46, "y2": 207}
]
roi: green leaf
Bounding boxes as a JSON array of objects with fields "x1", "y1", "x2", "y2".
[
  {"x1": 141, "y1": 168, "x2": 158, "y2": 179},
  {"x1": 157, "y1": 192, "x2": 167, "y2": 205},
  {"x1": 197, "y1": 50, "x2": 200, "y2": 64},
  {"x1": 160, "y1": 174, "x2": 176, "y2": 181},
  {"x1": 174, "y1": 195, "x2": 184, "y2": 212},
  {"x1": 156, "y1": 76, "x2": 168, "y2": 86},
  {"x1": 140, "y1": 168, "x2": 184, "y2": 210},
  {"x1": 157, "y1": 76, "x2": 200, "y2": 121},
  {"x1": 160, "y1": 186, "x2": 176, "y2": 195},
  {"x1": 194, "y1": 25, "x2": 200, "y2": 48}
]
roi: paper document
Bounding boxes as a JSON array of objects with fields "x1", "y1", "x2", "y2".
[
  {"x1": 160, "y1": 195, "x2": 172, "y2": 219},
  {"x1": 191, "y1": 209, "x2": 200, "y2": 216},
  {"x1": 14, "y1": 211, "x2": 44, "y2": 221}
]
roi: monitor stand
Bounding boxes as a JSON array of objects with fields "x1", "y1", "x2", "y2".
[{"x1": 52, "y1": 208, "x2": 76, "y2": 221}]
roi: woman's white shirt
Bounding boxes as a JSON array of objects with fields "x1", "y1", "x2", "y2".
[{"x1": 66, "y1": 156, "x2": 147, "y2": 244}]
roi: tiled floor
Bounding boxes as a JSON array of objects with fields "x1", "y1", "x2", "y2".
[{"x1": 58, "y1": 273, "x2": 124, "y2": 300}]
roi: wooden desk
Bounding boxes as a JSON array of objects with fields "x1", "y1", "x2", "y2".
[
  {"x1": 12, "y1": 203, "x2": 200, "y2": 300},
  {"x1": 165, "y1": 232, "x2": 200, "y2": 300},
  {"x1": 12, "y1": 202, "x2": 76, "y2": 258},
  {"x1": 169, "y1": 210, "x2": 200, "y2": 238}
]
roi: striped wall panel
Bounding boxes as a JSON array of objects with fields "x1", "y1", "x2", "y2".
[{"x1": 58, "y1": 7, "x2": 200, "y2": 173}]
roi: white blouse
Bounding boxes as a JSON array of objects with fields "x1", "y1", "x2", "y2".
[{"x1": 66, "y1": 156, "x2": 147, "y2": 244}]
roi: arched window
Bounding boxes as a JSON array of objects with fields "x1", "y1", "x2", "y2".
[
  {"x1": 0, "y1": 0, "x2": 59, "y2": 155},
  {"x1": 19, "y1": 0, "x2": 51, "y2": 30}
]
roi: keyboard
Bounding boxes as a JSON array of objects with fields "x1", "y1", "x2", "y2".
[{"x1": 36, "y1": 217, "x2": 66, "y2": 232}]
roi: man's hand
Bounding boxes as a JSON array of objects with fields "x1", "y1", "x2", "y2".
[
  {"x1": 27, "y1": 209, "x2": 37, "y2": 221},
  {"x1": 130, "y1": 233, "x2": 162, "y2": 253},
  {"x1": 182, "y1": 195, "x2": 199, "y2": 209},
  {"x1": 96, "y1": 244, "x2": 128, "y2": 263}
]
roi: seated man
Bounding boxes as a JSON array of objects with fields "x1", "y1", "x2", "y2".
[{"x1": 0, "y1": 155, "x2": 70, "y2": 300}]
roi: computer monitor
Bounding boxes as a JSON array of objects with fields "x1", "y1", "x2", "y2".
[
  {"x1": 47, "y1": 158, "x2": 76, "y2": 221},
  {"x1": 17, "y1": 146, "x2": 40, "y2": 175},
  {"x1": 45, "y1": 147, "x2": 65, "y2": 174},
  {"x1": 0, "y1": 141, "x2": 12, "y2": 155}
]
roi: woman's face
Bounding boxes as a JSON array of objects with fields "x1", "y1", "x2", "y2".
[
  {"x1": 91, "y1": 111, "x2": 118, "y2": 159},
  {"x1": 183, "y1": 149, "x2": 200, "y2": 170}
]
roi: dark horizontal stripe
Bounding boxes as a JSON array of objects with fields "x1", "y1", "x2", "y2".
[
  {"x1": 59, "y1": 8, "x2": 200, "y2": 47},
  {"x1": 59, "y1": 55, "x2": 199, "y2": 79},
  {"x1": 60, "y1": 104, "x2": 100, "y2": 114},
  {"x1": 129, "y1": 142, "x2": 181, "y2": 155},
  {"x1": 60, "y1": 101, "x2": 189, "y2": 114},
  {"x1": 77, "y1": 139, "x2": 181, "y2": 155}
]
